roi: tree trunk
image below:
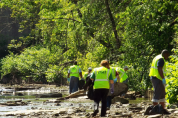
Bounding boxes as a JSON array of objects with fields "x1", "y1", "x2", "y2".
[{"x1": 105, "y1": 0, "x2": 121, "y2": 49}]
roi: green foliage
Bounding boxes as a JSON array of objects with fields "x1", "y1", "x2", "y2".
[
  {"x1": 0, "y1": 0, "x2": 178, "y2": 95},
  {"x1": 166, "y1": 48, "x2": 178, "y2": 104},
  {"x1": 1, "y1": 46, "x2": 65, "y2": 83}
]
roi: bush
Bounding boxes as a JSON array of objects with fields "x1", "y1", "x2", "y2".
[{"x1": 166, "y1": 48, "x2": 178, "y2": 104}]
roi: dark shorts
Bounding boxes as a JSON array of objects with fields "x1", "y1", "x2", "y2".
[{"x1": 151, "y1": 77, "x2": 165, "y2": 102}]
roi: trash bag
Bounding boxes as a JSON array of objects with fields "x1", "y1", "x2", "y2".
[
  {"x1": 144, "y1": 105, "x2": 154, "y2": 115},
  {"x1": 83, "y1": 73, "x2": 94, "y2": 100},
  {"x1": 87, "y1": 85, "x2": 94, "y2": 100},
  {"x1": 144, "y1": 104, "x2": 164, "y2": 115},
  {"x1": 78, "y1": 79, "x2": 85, "y2": 90},
  {"x1": 150, "y1": 104, "x2": 164, "y2": 115},
  {"x1": 86, "y1": 73, "x2": 91, "y2": 82}
]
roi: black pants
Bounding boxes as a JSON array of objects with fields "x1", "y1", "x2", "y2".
[{"x1": 93, "y1": 89, "x2": 109, "y2": 116}]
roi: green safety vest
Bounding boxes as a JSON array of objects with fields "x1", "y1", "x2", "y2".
[
  {"x1": 93, "y1": 67, "x2": 111, "y2": 89},
  {"x1": 111, "y1": 67, "x2": 116, "y2": 79},
  {"x1": 117, "y1": 67, "x2": 128, "y2": 83},
  {"x1": 69, "y1": 65, "x2": 80, "y2": 78},
  {"x1": 149, "y1": 54, "x2": 166, "y2": 80}
]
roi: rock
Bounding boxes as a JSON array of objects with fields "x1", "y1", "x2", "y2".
[
  {"x1": 112, "y1": 97, "x2": 129, "y2": 104},
  {"x1": 17, "y1": 93, "x2": 24, "y2": 96},
  {"x1": 168, "y1": 109, "x2": 177, "y2": 113},
  {"x1": 56, "y1": 97, "x2": 66, "y2": 100},
  {"x1": 76, "y1": 107, "x2": 86, "y2": 112},
  {"x1": 54, "y1": 113, "x2": 59, "y2": 116},
  {"x1": 34, "y1": 92, "x2": 62, "y2": 98},
  {"x1": 136, "y1": 94, "x2": 142, "y2": 98},
  {"x1": 54, "y1": 100, "x2": 61, "y2": 103},
  {"x1": 20, "y1": 113, "x2": 26, "y2": 116},
  {"x1": 170, "y1": 105, "x2": 177, "y2": 109},
  {"x1": 76, "y1": 113, "x2": 85, "y2": 116},
  {"x1": 174, "y1": 111, "x2": 178, "y2": 114},
  {"x1": 147, "y1": 114, "x2": 162, "y2": 118},
  {"x1": 67, "y1": 108, "x2": 75, "y2": 114},
  {"x1": 6, "y1": 114, "x2": 16, "y2": 116},
  {"x1": 111, "y1": 113, "x2": 131, "y2": 118},
  {"x1": 58, "y1": 108, "x2": 68, "y2": 114},
  {"x1": 129, "y1": 107, "x2": 142, "y2": 111},
  {"x1": 56, "y1": 103, "x2": 61, "y2": 106},
  {"x1": 112, "y1": 83, "x2": 128, "y2": 96}
]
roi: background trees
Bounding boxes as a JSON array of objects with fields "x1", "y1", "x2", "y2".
[{"x1": 0, "y1": 0, "x2": 178, "y2": 103}]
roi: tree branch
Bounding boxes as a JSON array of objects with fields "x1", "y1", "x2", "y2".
[{"x1": 41, "y1": 17, "x2": 81, "y2": 23}]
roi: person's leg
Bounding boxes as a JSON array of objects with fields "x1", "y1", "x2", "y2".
[
  {"x1": 151, "y1": 78, "x2": 160, "y2": 106},
  {"x1": 160, "y1": 102, "x2": 165, "y2": 108},
  {"x1": 101, "y1": 89, "x2": 109, "y2": 116},
  {"x1": 72, "y1": 77, "x2": 79, "y2": 93},
  {"x1": 92, "y1": 89, "x2": 101, "y2": 117},
  {"x1": 158, "y1": 83, "x2": 171, "y2": 114},
  {"x1": 69, "y1": 77, "x2": 74, "y2": 94},
  {"x1": 106, "y1": 96, "x2": 111, "y2": 108}
]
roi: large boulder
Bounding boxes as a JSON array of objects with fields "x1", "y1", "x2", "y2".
[{"x1": 111, "y1": 82, "x2": 128, "y2": 96}]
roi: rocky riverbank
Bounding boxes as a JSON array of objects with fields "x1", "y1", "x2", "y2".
[
  {"x1": 0, "y1": 84, "x2": 177, "y2": 118},
  {"x1": 1, "y1": 97, "x2": 178, "y2": 118}
]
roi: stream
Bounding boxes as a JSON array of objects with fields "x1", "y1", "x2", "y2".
[{"x1": 0, "y1": 84, "x2": 177, "y2": 118}]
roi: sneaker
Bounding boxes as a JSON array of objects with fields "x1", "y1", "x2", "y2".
[
  {"x1": 92, "y1": 110, "x2": 99, "y2": 117},
  {"x1": 163, "y1": 109, "x2": 171, "y2": 115}
]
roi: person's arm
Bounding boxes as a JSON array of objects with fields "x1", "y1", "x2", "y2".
[
  {"x1": 110, "y1": 80, "x2": 114, "y2": 84},
  {"x1": 157, "y1": 58, "x2": 164, "y2": 79},
  {"x1": 79, "y1": 68, "x2": 83, "y2": 79},
  {"x1": 110, "y1": 83, "x2": 114, "y2": 94},
  {"x1": 158, "y1": 66, "x2": 164, "y2": 79},
  {"x1": 116, "y1": 71, "x2": 120, "y2": 82},
  {"x1": 67, "y1": 69, "x2": 70, "y2": 78},
  {"x1": 90, "y1": 72, "x2": 95, "y2": 81},
  {"x1": 68, "y1": 73, "x2": 70, "y2": 78},
  {"x1": 116, "y1": 71, "x2": 120, "y2": 81},
  {"x1": 79, "y1": 72, "x2": 82, "y2": 79},
  {"x1": 109, "y1": 73, "x2": 114, "y2": 84}
]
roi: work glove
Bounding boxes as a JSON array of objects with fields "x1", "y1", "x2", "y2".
[
  {"x1": 162, "y1": 78, "x2": 166, "y2": 86},
  {"x1": 67, "y1": 78, "x2": 70, "y2": 82}
]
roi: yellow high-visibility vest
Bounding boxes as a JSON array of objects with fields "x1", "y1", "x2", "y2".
[
  {"x1": 93, "y1": 67, "x2": 111, "y2": 89},
  {"x1": 149, "y1": 54, "x2": 166, "y2": 80},
  {"x1": 117, "y1": 67, "x2": 128, "y2": 83},
  {"x1": 111, "y1": 67, "x2": 116, "y2": 79},
  {"x1": 69, "y1": 65, "x2": 80, "y2": 78}
]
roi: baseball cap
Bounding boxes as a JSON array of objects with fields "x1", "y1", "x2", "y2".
[
  {"x1": 124, "y1": 66, "x2": 128, "y2": 69},
  {"x1": 88, "y1": 67, "x2": 92, "y2": 70}
]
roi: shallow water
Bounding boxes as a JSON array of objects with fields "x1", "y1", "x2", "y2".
[
  {"x1": 0, "y1": 86, "x2": 152, "y2": 117},
  {"x1": 129, "y1": 98, "x2": 152, "y2": 104},
  {"x1": 0, "y1": 87, "x2": 69, "y2": 116}
]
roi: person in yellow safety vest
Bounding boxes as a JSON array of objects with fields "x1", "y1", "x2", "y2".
[
  {"x1": 114, "y1": 66, "x2": 129, "y2": 98},
  {"x1": 149, "y1": 49, "x2": 170, "y2": 114},
  {"x1": 115, "y1": 66, "x2": 129, "y2": 83},
  {"x1": 83, "y1": 67, "x2": 92, "y2": 82},
  {"x1": 90, "y1": 60, "x2": 114, "y2": 117},
  {"x1": 67, "y1": 61, "x2": 83, "y2": 94},
  {"x1": 106, "y1": 66, "x2": 119, "y2": 109}
]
